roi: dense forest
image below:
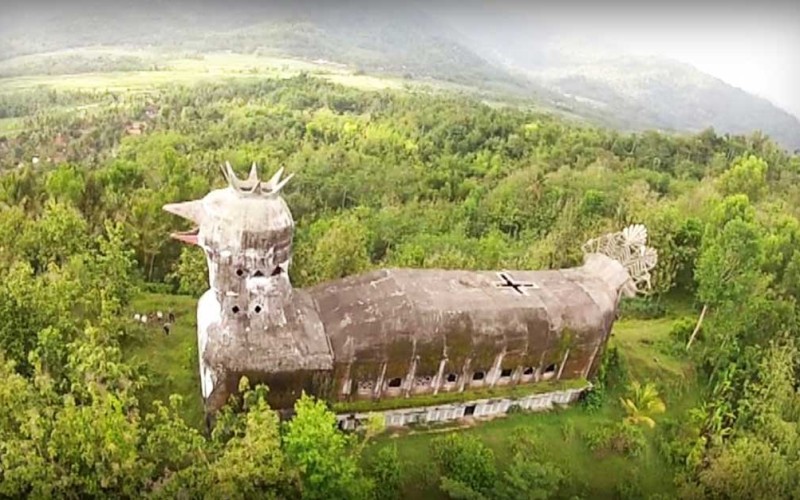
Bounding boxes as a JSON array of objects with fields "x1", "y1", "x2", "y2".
[{"x1": 1, "y1": 76, "x2": 799, "y2": 498}]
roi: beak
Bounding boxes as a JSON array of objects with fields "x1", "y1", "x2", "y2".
[
  {"x1": 171, "y1": 227, "x2": 199, "y2": 245},
  {"x1": 163, "y1": 200, "x2": 204, "y2": 224}
]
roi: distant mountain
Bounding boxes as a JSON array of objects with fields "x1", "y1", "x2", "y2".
[
  {"x1": 455, "y1": 33, "x2": 800, "y2": 150},
  {"x1": 2, "y1": 1, "x2": 798, "y2": 150}
]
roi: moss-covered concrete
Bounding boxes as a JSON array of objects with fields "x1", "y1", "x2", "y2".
[{"x1": 331, "y1": 377, "x2": 588, "y2": 413}]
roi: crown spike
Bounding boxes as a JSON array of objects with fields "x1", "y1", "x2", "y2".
[
  {"x1": 220, "y1": 162, "x2": 293, "y2": 195},
  {"x1": 270, "y1": 172, "x2": 294, "y2": 193},
  {"x1": 248, "y1": 162, "x2": 258, "y2": 182},
  {"x1": 264, "y1": 167, "x2": 285, "y2": 191}
]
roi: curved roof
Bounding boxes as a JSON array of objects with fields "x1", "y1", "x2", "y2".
[{"x1": 308, "y1": 265, "x2": 621, "y2": 363}]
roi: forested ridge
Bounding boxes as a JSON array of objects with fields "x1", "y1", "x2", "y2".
[{"x1": 1, "y1": 76, "x2": 799, "y2": 498}]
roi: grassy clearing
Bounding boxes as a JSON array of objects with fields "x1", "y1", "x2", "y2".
[
  {"x1": 124, "y1": 293, "x2": 205, "y2": 429},
  {"x1": 0, "y1": 49, "x2": 411, "y2": 95}
]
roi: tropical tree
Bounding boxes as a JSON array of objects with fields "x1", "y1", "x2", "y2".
[
  {"x1": 620, "y1": 381, "x2": 666, "y2": 428},
  {"x1": 282, "y1": 393, "x2": 372, "y2": 500}
]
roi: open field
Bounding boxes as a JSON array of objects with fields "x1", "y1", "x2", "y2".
[{"x1": 0, "y1": 49, "x2": 411, "y2": 95}]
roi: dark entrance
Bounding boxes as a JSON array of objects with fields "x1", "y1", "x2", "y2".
[{"x1": 464, "y1": 404, "x2": 476, "y2": 416}]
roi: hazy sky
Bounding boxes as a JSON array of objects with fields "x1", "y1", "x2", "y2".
[{"x1": 492, "y1": 1, "x2": 800, "y2": 118}]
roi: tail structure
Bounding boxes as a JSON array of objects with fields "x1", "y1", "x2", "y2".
[{"x1": 582, "y1": 224, "x2": 658, "y2": 293}]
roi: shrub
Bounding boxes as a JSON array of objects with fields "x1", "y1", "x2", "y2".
[
  {"x1": 619, "y1": 297, "x2": 666, "y2": 319},
  {"x1": 668, "y1": 316, "x2": 697, "y2": 344},
  {"x1": 654, "y1": 417, "x2": 697, "y2": 467},
  {"x1": 615, "y1": 468, "x2": 644, "y2": 500},
  {"x1": 430, "y1": 433, "x2": 497, "y2": 495},
  {"x1": 581, "y1": 385, "x2": 606, "y2": 413},
  {"x1": 495, "y1": 453, "x2": 567, "y2": 500},
  {"x1": 584, "y1": 422, "x2": 646, "y2": 458},
  {"x1": 582, "y1": 345, "x2": 629, "y2": 412},
  {"x1": 140, "y1": 281, "x2": 175, "y2": 294},
  {"x1": 508, "y1": 427, "x2": 544, "y2": 456},
  {"x1": 368, "y1": 444, "x2": 402, "y2": 500},
  {"x1": 561, "y1": 420, "x2": 577, "y2": 441},
  {"x1": 601, "y1": 346, "x2": 629, "y2": 389}
]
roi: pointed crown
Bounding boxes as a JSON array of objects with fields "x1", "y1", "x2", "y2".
[
  {"x1": 220, "y1": 162, "x2": 294, "y2": 196},
  {"x1": 163, "y1": 162, "x2": 295, "y2": 243}
]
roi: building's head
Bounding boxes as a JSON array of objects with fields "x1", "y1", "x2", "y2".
[{"x1": 163, "y1": 163, "x2": 295, "y2": 325}]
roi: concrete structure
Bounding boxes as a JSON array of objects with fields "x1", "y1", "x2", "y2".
[
  {"x1": 336, "y1": 384, "x2": 588, "y2": 430},
  {"x1": 164, "y1": 164, "x2": 657, "y2": 421}
]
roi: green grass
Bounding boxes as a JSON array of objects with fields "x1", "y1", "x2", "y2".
[
  {"x1": 612, "y1": 296, "x2": 699, "y2": 410},
  {"x1": 124, "y1": 293, "x2": 205, "y2": 429},
  {"x1": 365, "y1": 404, "x2": 676, "y2": 499}
]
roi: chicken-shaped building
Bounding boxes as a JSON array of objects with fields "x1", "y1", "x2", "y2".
[{"x1": 164, "y1": 164, "x2": 657, "y2": 427}]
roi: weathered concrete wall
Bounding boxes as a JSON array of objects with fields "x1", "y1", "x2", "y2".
[
  {"x1": 336, "y1": 384, "x2": 589, "y2": 430},
  {"x1": 309, "y1": 268, "x2": 618, "y2": 406}
]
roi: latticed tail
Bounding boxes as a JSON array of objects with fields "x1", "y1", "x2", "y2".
[{"x1": 582, "y1": 224, "x2": 658, "y2": 293}]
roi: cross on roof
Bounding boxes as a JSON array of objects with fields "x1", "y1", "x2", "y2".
[{"x1": 494, "y1": 272, "x2": 538, "y2": 295}]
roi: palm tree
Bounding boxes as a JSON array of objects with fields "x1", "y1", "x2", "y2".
[{"x1": 620, "y1": 381, "x2": 666, "y2": 429}]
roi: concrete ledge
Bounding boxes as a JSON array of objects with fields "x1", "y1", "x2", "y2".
[{"x1": 335, "y1": 383, "x2": 590, "y2": 430}]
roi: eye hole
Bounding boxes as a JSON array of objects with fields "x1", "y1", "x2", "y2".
[
  {"x1": 231, "y1": 306, "x2": 240, "y2": 314},
  {"x1": 271, "y1": 266, "x2": 283, "y2": 276},
  {"x1": 235, "y1": 269, "x2": 244, "y2": 277},
  {"x1": 254, "y1": 305, "x2": 262, "y2": 313}
]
